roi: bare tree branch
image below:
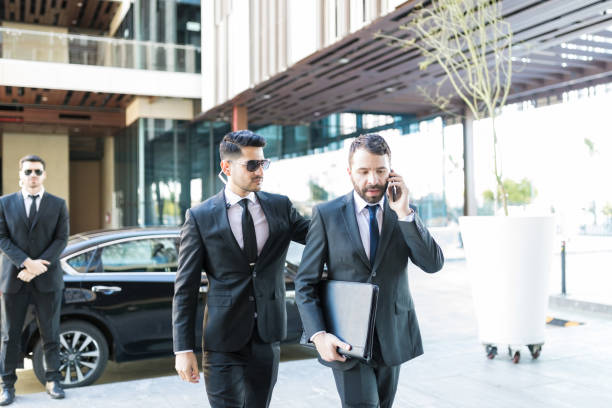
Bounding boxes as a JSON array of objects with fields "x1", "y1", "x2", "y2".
[{"x1": 376, "y1": 0, "x2": 514, "y2": 215}]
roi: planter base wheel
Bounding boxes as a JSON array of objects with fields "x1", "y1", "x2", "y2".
[
  {"x1": 485, "y1": 344, "x2": 497, "y2": 359},
  {"x1": 527, "y1": 344, "x2": 543, "y2": 359}
]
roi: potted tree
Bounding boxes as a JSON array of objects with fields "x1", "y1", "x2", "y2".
[{"x1": 377, "y1": 0, "x2": 555, "y2": 363}]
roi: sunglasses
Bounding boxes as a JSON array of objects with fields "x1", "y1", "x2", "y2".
[
  {"x1": 232, "y1": 159, "x2": 271, "y2": 172},
  {"x1": 23, "y1": 169, "x2": 44, "y2": 176}
]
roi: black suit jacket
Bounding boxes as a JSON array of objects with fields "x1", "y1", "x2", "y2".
[
  {"x1": 173, "y1": 190, "x2": 309, "y2": 353},
  {"x1": 0, "y1": 191, "x2": 69, "y2": 294},
  {"x1": 295, "y1": 192, "x2": 444, "y2": 369}
]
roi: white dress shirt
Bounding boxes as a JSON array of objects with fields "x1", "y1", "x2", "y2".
[
  {"x1": 352, "y1": 191, "x2": 414, "y2": 260},
  {"x1": 22, "y1": 187, "x2": 45, "y2": 217},
  {"x1": 353, "y1": 191, "x2": 384, "y2": 261},
  {"x1": 224, "y1": 187, "x2": 270, "y2": 255}
]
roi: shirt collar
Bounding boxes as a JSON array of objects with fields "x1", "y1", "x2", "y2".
[
  {"x1": 21, "y1": 187, "x2": 45, "y2": 200},
  {"x1": 224, "y1": 186, "x2": 257, "y2": 207},
  {"x1": 353, "y1": 190, "x2": 384, "y2": 214}
]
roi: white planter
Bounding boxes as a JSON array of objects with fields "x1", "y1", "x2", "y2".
[{"x1": 459, "y1": 215, "x2": 555, "y2": 346}]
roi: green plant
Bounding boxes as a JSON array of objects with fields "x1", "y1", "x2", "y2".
[
  {"x1": 308, "y1": 180, "x2": 329, "y2": 202},
  {"x1": 377, "y1": 0, "x2": 514, "y2": 214},
  {"x1": 483, "y1": 178, "x2": 536, "y2": 206}
]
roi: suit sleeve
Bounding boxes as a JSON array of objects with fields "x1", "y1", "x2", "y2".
[
  {"x1": 294, "y1": 206, "x2": 328, "y2": 341},
  {"x1": 172, "y1": 209, "x2": 206, "y2": 352},
  {"x1": 40, "y1": 200, "x2": 69, "y2": 263},
  {"x1": 287, "y1": 197, "x2": 309, "y2": 244},
  {"x1": 398, "y1": 213, "x2": 444, "y2": 273},
  {"x1": 0, "y1": 199, "x2": 29, "y2": 267}
]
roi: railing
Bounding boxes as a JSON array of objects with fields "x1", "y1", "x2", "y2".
[{"x1": 0, "y1": 27, "x2": 201, "y2": 74}]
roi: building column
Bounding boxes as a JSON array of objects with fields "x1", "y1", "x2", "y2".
[
  {"x1": 2, "y1": 132, "x2": 69, "y2": 202},
  {"x1": 463, "y1": 108, "x2": 477, "y2": 216},
  {"x1": 101, "y1": 136, "x2": 117, "y2": 228},
  {"x1": 232, "y1": 105, "x2": 248, "y2": 131}
]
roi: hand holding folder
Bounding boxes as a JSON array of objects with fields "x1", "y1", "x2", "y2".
[{"x1": 307, "y1": 280, "x2": 379, "y2": 362}]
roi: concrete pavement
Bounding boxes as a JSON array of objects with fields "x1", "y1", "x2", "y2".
[{"x1": 9, "y1": 259, "x2": 612, "y2": 407}]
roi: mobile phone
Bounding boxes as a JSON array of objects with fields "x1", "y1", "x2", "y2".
[{"x1": 388, "y1": 170, "x2": 400, "y2": 202}]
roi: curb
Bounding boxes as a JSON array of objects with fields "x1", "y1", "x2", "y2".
[{"x1": 549, "y1": 294, "x2": 612, "y2": 316}]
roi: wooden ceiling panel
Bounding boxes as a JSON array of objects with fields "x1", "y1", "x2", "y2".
[
  {"x1": 0, "y1": 0, "x2": 122, "y2": 31},
  {"x1": 198, "y1": 0, "x2": 612, "y2": 126},
  {"x1": 0, "y1": 87, "x2": 133, "y2": 109}
]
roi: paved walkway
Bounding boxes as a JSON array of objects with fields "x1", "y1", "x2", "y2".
[{"x1": 10, "y1": 260, "x2": 612, "y2": 407}]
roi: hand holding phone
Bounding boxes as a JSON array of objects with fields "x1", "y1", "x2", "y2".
[
  {"x1": 387, "y1": 170, "x2": 412, "y2": 219},
  {"x1": 387, "y1": 169, "x2": 402, "y2": 202}
]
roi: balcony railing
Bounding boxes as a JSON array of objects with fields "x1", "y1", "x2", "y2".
[{"x1": 0, "y1": 27, "x2": 201, "y2": 74}]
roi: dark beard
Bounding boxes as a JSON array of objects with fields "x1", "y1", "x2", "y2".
[{"x1": 354, "y1": 181, "x2": 387, "y2": 204}]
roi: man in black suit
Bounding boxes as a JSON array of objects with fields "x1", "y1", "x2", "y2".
[
  {"x1": 0, "y1": 155, "x2": 69, "y2": 405},
  {"x1": 295, "y1": 134, "x2": 444, "y2": 408},
  {"x1": 173, "y1": 130, "x2": 309, "y2": 408}
]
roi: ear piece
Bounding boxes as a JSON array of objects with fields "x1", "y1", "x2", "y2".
[{"x1": 218, "y1": 171, "x2": 228, "y2": 185}]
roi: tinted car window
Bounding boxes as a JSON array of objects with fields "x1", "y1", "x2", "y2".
[
  {"x1": 99, "y1": 238, "x2": 178, "y2": 272},
  {"x1": 66, "y1": 250, "x2": 97, "y2": 273}
]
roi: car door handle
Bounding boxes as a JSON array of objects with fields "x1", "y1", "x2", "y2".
[
  {"x1": 91, "y1": 285, "x2": 122, "y2": 295},
  {"x1": 199, "y1": 285, "x2": 208, "y2": 294}
]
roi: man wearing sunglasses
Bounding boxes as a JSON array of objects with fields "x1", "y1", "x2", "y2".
[
  {"x1": 173, "y1": 130, "x2": 309, "y2": 408},
  {"x1": 0, "y1": 155, "x2": 69, "y2": 405}
]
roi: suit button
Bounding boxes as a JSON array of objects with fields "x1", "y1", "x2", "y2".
[
  {"x1": 252, "y1": 272, "x2": 256, "y2": 278},
  {"x1": 249, "y1": 296, "x2": 254, "y2": 301},
  {"x1": 254, "y1": 312, "x2": 258, "y2": 318},
  {"x1": 372, "y1": 272, "x2": 377, "y2": 277}
]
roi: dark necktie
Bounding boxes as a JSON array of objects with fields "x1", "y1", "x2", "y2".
[
  {"x1": 28, "y1": 194, "x2": 38, "y2": 227},
  {"x1": 368, "y1": 205, "x2": 379, "y2": 265},
  {"x1": 239, "y1": 199, "x2": 258, "y2": 264}
]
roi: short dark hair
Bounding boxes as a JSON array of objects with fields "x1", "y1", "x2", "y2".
[
  {"x1": 19, "y1": 154, "x2": 46, "y2": 170},
  {"x1": 348, "y1": 134, "x2": 391, "y2": 165},
  {"x1": 219, "y1": 130, "x2": 266, "y2": 160}
]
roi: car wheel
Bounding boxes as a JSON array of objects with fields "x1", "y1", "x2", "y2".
[{"x1": 32, "y1": 320, "x2": 109, "y2": 388}]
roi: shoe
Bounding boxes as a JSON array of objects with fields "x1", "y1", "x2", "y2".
[
  {"x1": 45, "y1": 381, "x2": 65, "y2": 399},
  {"x1": 0, "y1": 388, "x2": 15, "y2": 406}
]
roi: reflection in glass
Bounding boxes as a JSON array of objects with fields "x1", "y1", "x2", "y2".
[{"x1": 100, "y1": 238, "x2": 178, "y2": 272}]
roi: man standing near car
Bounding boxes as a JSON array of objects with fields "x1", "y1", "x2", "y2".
[
  {"x1": 295, "y1": 134, "x2": 444, "y2": 407},
  {"x1": 0, "y1": 155, "x2": 69, "y2": 405},
  {"x1": 173, "y1": 130, "x2": 309, "y2": 408}
]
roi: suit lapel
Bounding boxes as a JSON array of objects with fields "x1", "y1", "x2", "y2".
[
  {"x1": 14, "y1": 193, "x2": 29, "y2": 229},
  {"x1": 341, "y1": 193, "x2": 370, "y2": 270},
  {"x1": 30, "y1": 193, "x2": 49, "y2": 231},
  {"x1": 254, "y1": 192, "x2": 277, "y2": 260},
  {"x1": 212, "y1": 190, "x2": 249, "y2": 265},
  {"x1": 372, "y1": 198, "x2": 398, "y2": 271}
]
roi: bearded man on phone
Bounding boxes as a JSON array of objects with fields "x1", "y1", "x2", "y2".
[{"x1": 295, "y1": 133, "x2": 444, "y2": 408}]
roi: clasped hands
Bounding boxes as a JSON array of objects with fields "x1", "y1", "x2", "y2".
[{"x1": 17, "y1": 258, "x2": 50, "y2": 282}]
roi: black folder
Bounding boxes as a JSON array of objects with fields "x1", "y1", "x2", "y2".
[{"x1": 317, "y1": 279, "x2": 379, "y2": 361}]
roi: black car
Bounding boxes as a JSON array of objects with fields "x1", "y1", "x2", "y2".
[{"x1": 12, "y1": 228, "x2": 303, "y2": 388}]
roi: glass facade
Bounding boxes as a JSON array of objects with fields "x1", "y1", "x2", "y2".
[
  {"x1": 115, "y1": 119, "x2": 230, "y2": 227},
  {"x1": 113, "y1": 112, "x2": 454, "y2": 229},
  {"x1": 115, "y1": 0, "x2": 201, "y2": 73}
]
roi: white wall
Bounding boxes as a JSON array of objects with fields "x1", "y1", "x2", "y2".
[{"x1": 0, "y1": 59, "x2": 201, "y2": 99}]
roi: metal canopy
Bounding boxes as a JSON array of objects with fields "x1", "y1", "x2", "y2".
[{"x1": 199, "y1": 0, "x2": 612, "y2": 126}]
